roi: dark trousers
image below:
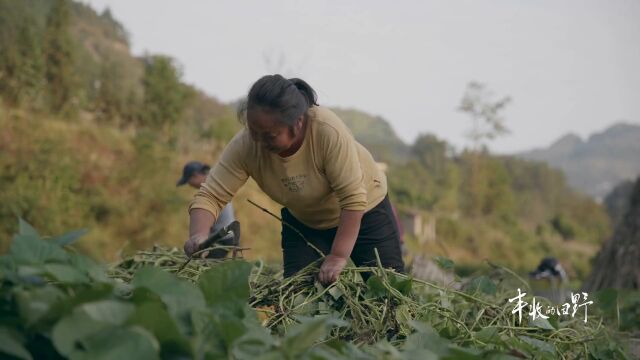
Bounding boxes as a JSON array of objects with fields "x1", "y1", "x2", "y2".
[{"x1": 281, "y1": 195, "x2": 405, "y2": 277}]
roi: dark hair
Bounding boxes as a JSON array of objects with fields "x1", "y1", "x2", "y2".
[
  {"x1": 199, "y1": 165, "x2": 211, "y2": 174},
  {"x1": 238, "y1": 74, "x2": 318, "y2": 126}
]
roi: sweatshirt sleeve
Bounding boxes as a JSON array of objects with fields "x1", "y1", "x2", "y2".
[
  {"x1": 321, "y1": 124, "x2": 368, "y2": 211},
  {"x1": 189, "y1": 131, "x2": 250, "y2": 219}
]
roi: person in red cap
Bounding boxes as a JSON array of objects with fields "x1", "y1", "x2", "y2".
[{"x1": 177, "y1": 161, "x2": 238, "y2": 258}]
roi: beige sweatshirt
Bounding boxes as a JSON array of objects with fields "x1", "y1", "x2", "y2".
[{"x1": 189, "y1": 106, "x2": 387, "y2": 229}]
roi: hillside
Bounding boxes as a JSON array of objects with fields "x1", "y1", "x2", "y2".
[
  {"x1": 331, "y1": 107, "x2": 410, "y2": 163},
  {"x1": 0, "y1": 0, "x2": 281, "y2": 261},
  {"x1": 518, "y1": 122, "x2": 640, "y2": 200},
  {"x1": 0, "y1": 0, "x2": 615, "y2": 280}
]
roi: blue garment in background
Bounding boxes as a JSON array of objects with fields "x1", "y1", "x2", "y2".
[
  {"x1": 209, "y1": 203, "x2": 236, "y2": 239},
  {"x1": 206, "y1": 203, "x2": 238, "y2": 259}
]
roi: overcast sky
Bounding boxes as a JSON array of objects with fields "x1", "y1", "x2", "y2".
[{"x1": 82, "y1": 0, "x2": 639, "y2": 154}]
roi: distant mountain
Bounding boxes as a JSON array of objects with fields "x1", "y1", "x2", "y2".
[
  {"x1": 331, "y1": 108, "x2": 410, "y2": 163},
  {"x1": 517, "y1": 122, "x2": 640, "y2": 200}
]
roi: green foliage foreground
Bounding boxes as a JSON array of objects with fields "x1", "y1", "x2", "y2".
[{"x1": 1, "y1": 222, "x2": 636, "y2": 359}]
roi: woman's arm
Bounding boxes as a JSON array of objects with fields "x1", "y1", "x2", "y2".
[
  {"x1": 316, "y1": 112, "x2": 370, "y2": 283},
  {"x1": 185, "y1": 132, "x2": 250, "y2": 256},
  {"x1": 184, "y1": 209, "x2": 216, "y2": 256},
  {"x1": 318, "y1": 209, "x2": 364, "y2": 284}
]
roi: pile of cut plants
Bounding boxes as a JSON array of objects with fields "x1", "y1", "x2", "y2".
[{"x1": 0, "y1": 221, "x2": 635, "y2": 359}]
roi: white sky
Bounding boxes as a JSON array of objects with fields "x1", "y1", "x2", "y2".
[{"x1": 82, "y1": 0, "x2": 640, "y2": 154}]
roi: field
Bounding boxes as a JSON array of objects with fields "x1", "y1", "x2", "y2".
[
  {"x1": 1, "y1": 1, "x2": 639, "y2": 359},
  {"x1": 1, "y1": 221, "x2": 637, "y2": 360}
]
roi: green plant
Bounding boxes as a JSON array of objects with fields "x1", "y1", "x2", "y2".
[
  {"x1": 550, "y1": 214, "x2": 577, "y2": 240},
  {"x1": 2, "y1": 220, "x2": 634, "y2": 359}
]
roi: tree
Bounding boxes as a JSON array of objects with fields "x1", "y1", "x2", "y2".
[
  {"x1": 0, "y1": 0, "x2": 45, "y2": 106},
  {"x1": 458, "y1": 81, "x2": 511, "y2": 151},
  {"x1": 412, "y1": 134, "x2": 448, "y2": 177},
  {"x1": 43, "y1": 0, "x2": 78, "y2": 114},
  {"x1": 141, "y1": 55, "x2": 191, "y2": 136},
  {"x1": 583, "y1": 176, "x2": 640, "y2": 291},
  {"x1": 99, "y1": 7, "x2": 129, "y2": 45},
  {"x1": 457, "y1": 82, "x2": 512, "y2": 216},
  {"x1": 94, "y1": 57, "x2": 127, "y2": 124}
]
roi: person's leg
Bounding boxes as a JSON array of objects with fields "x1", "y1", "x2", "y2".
[
  {"x1": 281, "y1": 208, "x2": 335, "y2": 277},
  {"x1": 350, "y1": 195, "x2": 405, "y2": 275}
]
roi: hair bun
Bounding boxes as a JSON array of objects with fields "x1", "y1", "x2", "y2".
[{"x1": 288, "y1": 78, "x2": 318, "y2": 107}]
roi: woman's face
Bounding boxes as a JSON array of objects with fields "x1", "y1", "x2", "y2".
[{"x1": 247, "y1": 109, "x2": 301, "y2": 153}]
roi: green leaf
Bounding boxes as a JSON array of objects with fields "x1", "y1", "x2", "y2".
[
  {"x1": 405, "y1": 321, "x2": 484, "y2": 359},
  {"x1": 474, "y1": 326, "x2": 500, "y2": 344},
  {"x1": 130, "y1": 287, "x2": 163, "y2": 305},
  {"x1": 619, "y1": 290, "x2": 640, "y2": 331},
  {"x1": 69, "y1": 254, "x2": 109, "y2": 282},
  {"x1": 400, "y1": 348, "x2": 439, "y2": 360},
  {"x1": 484, "y1": 355, "x2": 522, "y2": 360},
  {"x1": 280, "y1": 317, "x2": 346, "y2": 358},
  {"x1": 433, "y1": 256, "x2": 455, "y2": 270},
  {"x1": 16, "y1": 265, "x2": 45, "y2": 280},
  {"x1": 395, "y1": 304, "x2": 413, "y2": 336},
  {"x1": 323, "y1": 339, "x2": 369, "y2": 358},
  {"x1": 464, "y1": 276, "x2": 497, "y2": 296},
  {"x1": 389, "y1": 274, "x2": 412, "y2": 296},
  {"x1": 300, "y1": 345, "x2": 347, "y2": 360},
  {"x1": 595, "y1": 288, "x2": 618, "y2": 311},
  {"x1": 47, "y1": 283, "x2": 114, "y2": 320},
  {"x1": 328, "y1": 286, "x2": 343, "y2": 300},
  {"x1": 9, "y1": 234, "x2": 68, "y2": 265},
  {"x1": 197, "y1": 260, "x2": 253, "y2": 306},
  {"x1": 365, "y1": 275, "x2": 388, "y2": 298},
  {"x1": 44, "y1": 264, "x2": 90, "y2": 284},
  {"x1": 190, "y1": 309, "x2": 226, "y2": 358},
  {"x1": 445, "y1": 346, "x2": 483, "y2": 360},
  {"x1": 0, "y1": 327, "x2": 32, "y2": 360},
  {"x1": 518, "y1": 335, "x2": 555, "y2": 355},
  {"x1": 15, "y1": 265, "x2": 42, "y2": 276},
  {"x1": 132, "y1": 267, "x2": 205, "y2": 329},
  {"x1": 231, "y1": 327, "x2": 275, "y2": 360},
  {"x1": 291, "y1": 295, "x2": 319, "y2": 317},
  {"x1": 18, "y1": 218, "x2": 39, "y2": 238},
  {"x1": 530, "y1": 316, "x2": 555, "y2": 330},
  {"x1": 547, "y1": 314, "x2": 560, "y2": 330},
  {"x1": 52, "y1": 302, "x2": 134, "y2": 356},
  {"x1": 215, "y1": 314, "x2": 248, "y2": 349},
  {"x1": 439, "y1": 289, "x2": 453, "y2": 310},
  {"x1": 74, "y1": 326, "x2": 160, "y2": 360},
  {"x1": 50, "y1": 229, "x2": 88, "y2": 247},
  {"x1": 15, "y1": 286, "x2": 67, "y2": 326},
  {"x1": 368, "y1": 340, "x2": 404, "y2": 358},
  {"x1": 80, "y1": 300, "x2": 135, "y2": 325},
  {"x1": 404, "y1": 321, "x2": 451, "y2": 356},
  {"x1": 52, "y1": 311, "x2": 114, "y2": 356},
  {"x1": 127, "y1": 301, "x2": 192, "y2": 358}
]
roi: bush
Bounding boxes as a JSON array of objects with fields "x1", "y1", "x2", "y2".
[{"x1": 550, "y1": 214, "x2": 577, "y2": 240}]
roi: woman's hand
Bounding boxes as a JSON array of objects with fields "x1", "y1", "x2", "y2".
[
  {"x1": 319, "y1": 254, "x2": 348, "y2": 284},
  {"x1": 318, "y1": 209, "x2": 363, "y2": 284},
  {"x1": 186, "y1": 209, "x2": 216, "y2": 257},
  {"x1": 184, "y1": 233, "x2": 209, "y2": 257}
]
